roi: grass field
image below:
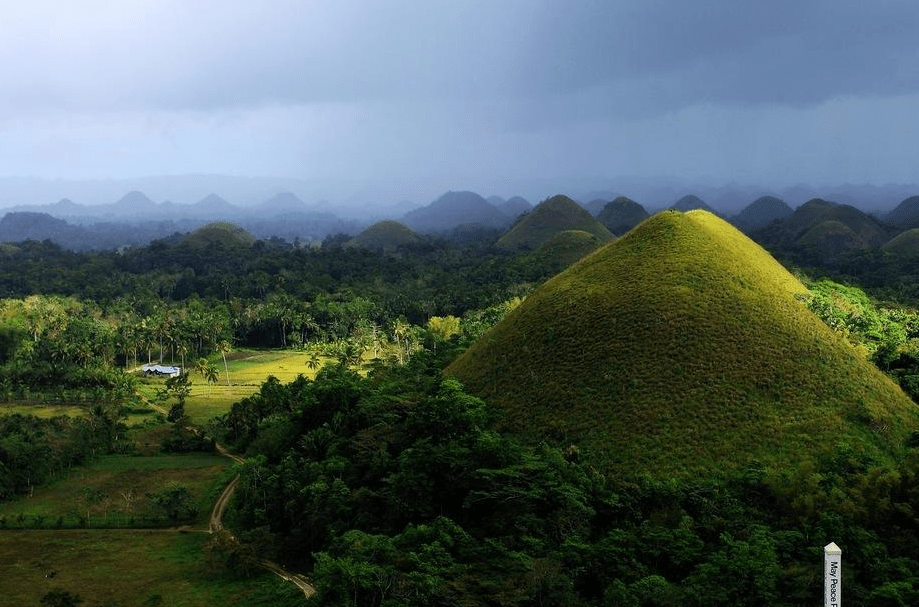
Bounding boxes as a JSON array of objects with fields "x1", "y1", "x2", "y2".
[
  {"x1": 0, "y1": 530, "x2": 305, "y2": 607},
  {"x1": 137, "y1": 349, "x2": 339, "y2": 425},
  {"x1": 0, "y1": 450, "x2": 234, "y2": 529}
]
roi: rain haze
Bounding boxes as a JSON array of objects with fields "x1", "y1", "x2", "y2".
[{"x1": 2, "y1": 0, "x2": 919, "y2": 210}]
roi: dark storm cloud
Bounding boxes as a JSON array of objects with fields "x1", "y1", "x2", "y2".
[{"x1": 2, "y1": 1, "x2": 918, "y2": 187}]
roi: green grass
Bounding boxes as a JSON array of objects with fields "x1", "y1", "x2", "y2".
[
  {"x1": 138, "y1": 349, "x2": 338, "y2": 424},
  {"x1": 0, "y1": 530, "x2": 305, "y2": 607},
  {"x1": 0, "y1": 451, "x2": 233, "y2": 528},
  {"x1": 448, "y1": 210, "x2": 919, "y2": 478},
  {"x1": 0, "y1": 402, "x2": 158, "y2": 426},
  {"x1": 497, "y1": 194, "x2": 614, "y2": 250}
]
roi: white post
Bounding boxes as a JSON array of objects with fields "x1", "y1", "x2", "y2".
[{"x1": 824, "y1": 542, "x2": 841, "y2": 607}]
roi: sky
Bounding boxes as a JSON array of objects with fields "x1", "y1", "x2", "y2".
[{"x1": 2, "y1": 0, "x2": 919, "y2": 202}]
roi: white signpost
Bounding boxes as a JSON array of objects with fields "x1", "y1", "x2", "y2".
[{"x1": 825, "y1": 542, "x2": 841, "y2": 607}]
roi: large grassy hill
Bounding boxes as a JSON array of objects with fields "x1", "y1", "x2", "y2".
[
  {"x1": 496, "y1": 194, "x2": 614, "y2": 250},
  {"x1": 447, "y1": 210, "x2": 919, "y2": 477}
]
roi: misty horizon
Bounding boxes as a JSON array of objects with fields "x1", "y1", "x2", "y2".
[{"x1": 2, "y1": 2, "x2": 919, "y2": 204}]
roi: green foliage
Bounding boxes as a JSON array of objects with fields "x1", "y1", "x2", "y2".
[
  {"x1": 803, "y1": 278, "x2": 919, "y2": 400},
  {"x1": 148, "y1": 482, "x2": 197, "y2": 523}
]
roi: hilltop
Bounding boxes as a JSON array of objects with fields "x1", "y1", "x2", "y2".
[
  {"x1": 886, "y1": 195, "x2": 919, "y2": 228},
  {"x1": 345, "y1": 220, "x2": 422, "y2": 252},
  {"x1": 670, "y1": 194, "x2": 717, "y2": 214},
  {"x1": 182, "y1": 221, "x2": 257, "y2": 248},
  {"x1": 448, "y1": 210, "x2": 919, "y2": 477},
  {"x1": 753, "y1": 198, "x2": 892, "y2": 256},
  {"x1": 595, "y1": 196, "x2": 649, "y2": 235},
  {"x1": 496, "y1": 194, "x2": 614, "y2": 250},
  {"x1": 731, "y1": 195, "x2": 793, "y2": 232},
  {"x1": 882, "y1": 228, "x2": 919, "y2": 257},
  {"x1": 401, "y1": 191, "x2": 508, "y2": 233}
]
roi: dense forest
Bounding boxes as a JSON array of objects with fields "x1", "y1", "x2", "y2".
[{"x1": 4, "y1": 214, "x2": 919, "y2": 605}]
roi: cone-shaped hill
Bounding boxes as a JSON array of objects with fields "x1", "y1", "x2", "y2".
[
  {"x1": 885, "y1": 195, "x2": 919, "y2": 228},
  {"x1": 754, "y1": 198, "x2": 891, "y2": 252},
  {"x1": 882, "y1": 228, "x2": 919, "y2": 257},
  {"x1": 596, "y1": 196, "x2": 649, "y2": 235},
  {"x1": 496, "y1": 194, "x2": 614, "y2": 251},
  {"x1": 670, "y1": 194, "x2": 717, "y2": 214},
  {"x1": 731, "y1": 195, "x2": 793, "y2": 232},
  {"x1": 447, "y1": 210, "x2": 919, "y2": 477},
  {"x1": 183, "y1": 222, "x2": 256, "y2": 248},
  {"x1": 345, "y1": 220, "x2": 422, "y2": 252},
  {"x1": 402, "y1": 191, "x2": 508, "y2": 233}
]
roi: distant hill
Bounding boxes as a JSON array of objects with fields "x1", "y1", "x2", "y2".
[
  {"x1": 882, "y1": 228, "x2": 919, "y2": 257},
  {"x1": 596, "y1": 196, "x2": 649, "y2": 235},
  {"x1": 885, "y1": 196, "x2": 919, "y2": 228},
  {"x1": 497, "y1": 196, "x2": 531, "y2": 219},
  {"x1": 448, "y1": 210, "x2": 919, "y2": 477},
  {"x1": 0, "y1": 212, "x2": 91, "y2": 250},
  {"x1": 584, "y1": 198, "x2": 613, "y2": 216},
  {"x1": 753, "y1": 198, "x2": 892, "y2": 254},
  {"x1": 496, "y1": 194, "x2": 614, "y2": 251},
  {"x1": 401, "y1": 191, "x2": 508, "y2": 233},
  {"x1": 731, "y1": 196, "x2": 793, "y2": 232},
  {"x1": 182, "y1": 221, "x2": 256, "y2": 248},
  {"x1": 670, "y1": 194, "x2": 717, "y2": 214},
  {"x1": 193, "y1": 193, "x2": 238, "y2": 217},
  {"x1": 345, "y1": 220, "x2": 422, "y2": 252},
  {"x1": 259, "y1": 192, "x2": 309, "y2": 214}
]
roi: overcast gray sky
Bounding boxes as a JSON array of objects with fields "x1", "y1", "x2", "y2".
[{"x1": 2, "y1": 0, "x2": 918, "y2": 198}]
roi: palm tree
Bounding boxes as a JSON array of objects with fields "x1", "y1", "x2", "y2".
[
  {"x1": 306, "y1": 350, "x2": 322, "y2": 373},
  {"x1": 217, "y1": 340, "x2": 232, "y2": 386},
  {"x1": 195, "y1": 358, "x2": 219, "y2": 397}
]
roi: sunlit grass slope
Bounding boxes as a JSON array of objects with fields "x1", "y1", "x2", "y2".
[
  {"x1": 496, "y1": 194, "x2": 614, "y2": 250},
  {"x1": 448, "y1": 210, "x2": 919, "y2": 477}
]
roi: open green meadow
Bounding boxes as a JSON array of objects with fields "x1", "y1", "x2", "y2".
[
  {"x1": 138, "y1": 349, "x2": 340, "y2": 424},
  {"x1": 0, "y1": 530, "x2": 305, "y2": 607},
  {"x1": 0, "y1": 449, "x2": 233, "y2": 529}
]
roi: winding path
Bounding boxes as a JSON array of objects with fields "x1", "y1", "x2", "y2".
[
  {"x1": 210, "y1": 443, "x2": 317, "y2": 600},
  {"x1": 131, "y1": 394, "x2": 316, "y2": 599}
]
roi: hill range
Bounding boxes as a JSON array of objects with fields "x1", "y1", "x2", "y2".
[
  {"x1": 448, "y1": 210, "x2": 919, "y2": 477},
  {"x1": 497, "y1": 194, "x2": 614, "y2": 250}
]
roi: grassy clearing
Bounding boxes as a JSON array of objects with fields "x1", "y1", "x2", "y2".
[
  {"x1": 0, "y1": 530, "x2": 304, "y2": 607},
  {"x1": 137, "y1": 349, "x2": 338, "y2": 425},
  {"x1": 0, "y1": 450, "x2": 233, "y2": 529},
  {"x1": 0, "y1": 402, "x2": 157, "y2": 426}
]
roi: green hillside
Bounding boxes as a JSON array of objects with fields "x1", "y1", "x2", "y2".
[
  {"x1": 183, "y1": 221, "x2": 256, "y2": 248},
  {"x1": 882, "y1": 228, "x2": 919, "y2": 256},
  {"x1": 797, "y1": 220, "x2": 867, "y2": 257},
  {"x1": 448, "y1": 210, "x2": 919, "y2": 477},
  {"x1": 345, "y1": 220, "x2": 422, "y2": 252},
  {"x1": 496, "y1": 194, "x2": 614, "y2": 250},
  {"x1": 522, "y1": 229, "x2": 604, "y2": 274},
  {"x1": 755, "y1": 198, "x2": 890, "y2": 250}
]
